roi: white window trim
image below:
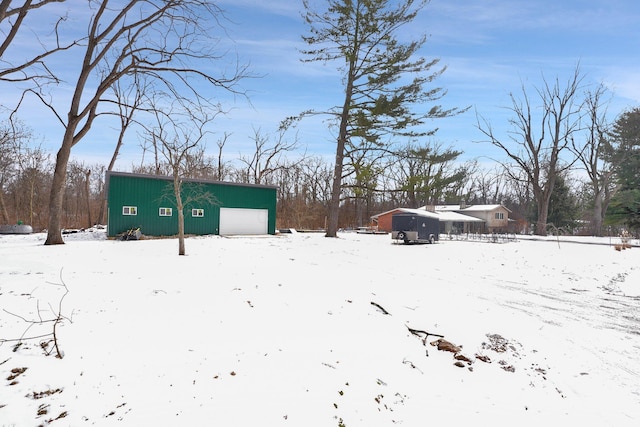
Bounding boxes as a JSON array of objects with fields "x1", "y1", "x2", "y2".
[
  {"x1": 159, "y1": 207, "x2": 173, "y2": 217},
  {"x1": 495, "y1": 212, "x2": 504, "y2": 220},
  {"x1": 192, "y1": 208, "x2": 204, "y2": 217},
  {"x1": 123, "y1": 206, "x2": 137, "y2": 216}
]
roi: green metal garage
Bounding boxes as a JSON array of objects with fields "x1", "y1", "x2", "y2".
[{"x1": 106, "y1": 171, "x2": 277, "y2": 238}]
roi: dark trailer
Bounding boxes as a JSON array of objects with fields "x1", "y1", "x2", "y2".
[{"x1": 391, "y1": 212, "x2": 439, "y2": 244}]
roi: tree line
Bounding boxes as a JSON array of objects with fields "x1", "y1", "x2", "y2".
[
  {"x1": 1, "y1": 0, "x2": 639, "y2": 243},
  {"x1": 2, "y1": 104, "x2": 638, "y2": 237}
]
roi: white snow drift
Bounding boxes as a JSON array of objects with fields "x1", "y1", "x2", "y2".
[{"x1": 1, "y1": 230, "x2": 639, "y2": 426}]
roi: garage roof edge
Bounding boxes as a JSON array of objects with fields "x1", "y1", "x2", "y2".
[{"x1": 105, "y1": 170, "x2": 279, "y2": 190}]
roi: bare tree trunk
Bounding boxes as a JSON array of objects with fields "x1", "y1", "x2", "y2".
[
  {"x1": 99, "y1": 126, "x2": 126, "y2": 225},
  {"x1": 45, "y1": 138, "x2": 72, "y2": 245},
  {"x1": 0, "y1": 185, "x2": 9, "y2": 223},
  {"x1": 536, "y1": 202, "x2": 548, "y2": 235},
  {"x1": 592, "y1": 190, "x2": 604, "y2": 236},
  {"x1": 326, "y1": 136, "x2": 346, "y2": 237},
  {"x1": 326, "y1": 63, "x2": 355, "y2": 238},
  {"x1": 28, "y1": 175, "x2": 34, "y2": 226},
  {"x1": 174, "y1": 177, "x2": 185, "y2": 256},
  {"x1": 216, "y1": 133, "x2": 229, "y2": 181},
  {"x1": 533, "y1": 177, "x2": 555, "y2": 236},
  {"x1": 84, "y1": 169, "x2": 92, "y2": 228},
  {"x1": 98, "y1": 193, "x2": 106, "y2": 226}
]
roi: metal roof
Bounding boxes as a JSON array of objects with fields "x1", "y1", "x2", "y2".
[
  {"x1": 372, "y1": 207, "x2": 484, "y2": 223},
  {"x1": 391, "y1": 208, "x2": 440, "y2": 219},
  {"x1": 105, "y1": 171, "x2": 279, "y2": 190},
  {"x1": 417, "y1": 204, "x2": 512, "y2": 213},
  {"x1": 436, "y1": 210, "x2": 484, "y2": 222},
  {"x1": 458, "y1": 204, "x2": 512, "y2": 213}
]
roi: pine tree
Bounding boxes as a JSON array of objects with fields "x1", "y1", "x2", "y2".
[{"x1": 300, "y1": 0, "x2": 464, "y2": 237}]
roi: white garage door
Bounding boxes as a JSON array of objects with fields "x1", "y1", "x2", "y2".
[{"x1": 219, "y1": 208, "x2": 269, "y2": 235}]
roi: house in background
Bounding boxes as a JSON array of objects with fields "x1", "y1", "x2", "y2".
[
  {"x1": 106, "y1": 171, "x2": 277, "y2": 238},
  {"x1": 371, "y1": 203, "x2": 511, "y2": 234},
  {"x1": 371, "y1": 207, "x2": 484, "y2": 234},
  {"x1": 372, "y1": 208, "x2": 411, "y2": 233},
  {"x1": 424, "y1": 204, "x2": 512, "y2": 233},
  {"x1": 430, "y1": 208, "x2": 486, "y2": 234}
]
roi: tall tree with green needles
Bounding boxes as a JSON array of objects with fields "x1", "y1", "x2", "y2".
[{"x1": 300, "y1": 0, "x2": 463, "y2": 237}]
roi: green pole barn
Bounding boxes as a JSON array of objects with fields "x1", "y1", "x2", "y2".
[{"x1": 105, "y1": 171, "x2": 277, "y2": 238}]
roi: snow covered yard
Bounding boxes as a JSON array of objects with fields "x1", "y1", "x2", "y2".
[{"x1": 1, "y1": 230, "x2": 639, "y2": 426}]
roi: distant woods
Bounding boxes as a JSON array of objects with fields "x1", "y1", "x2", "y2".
[
  {"x1": 1, "y1": 114, "x2": 637, "y2": 237},
  {"x1": 0, "y1": 122, "x2": 476, "y2": 231}
]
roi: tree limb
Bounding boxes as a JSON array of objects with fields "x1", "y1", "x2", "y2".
[{"x1": 370, "y1": 301, "x2": 390, "y2": 315}]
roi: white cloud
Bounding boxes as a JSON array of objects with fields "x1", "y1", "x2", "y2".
[
  {"x1": 217, "y1": 0, "x2": 302, "y2": 19},
  {"x1": 603, "y1": 69, "x2": 640, "y2": 104}
]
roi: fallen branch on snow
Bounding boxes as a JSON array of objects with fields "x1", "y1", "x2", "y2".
[
  {"x1": 1, "y1": 271, "x2": 70, "y2": 359},
  {"x1": 370, "y1": 301, "x2": 391, "y2": 315},
  {"x1": 406, "y1": 325, "x2": 444, "y2": 344}
]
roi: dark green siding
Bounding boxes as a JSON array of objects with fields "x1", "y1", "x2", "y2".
[{"x1": 106, "y1": 172, "x2": 277, "y2": 237}]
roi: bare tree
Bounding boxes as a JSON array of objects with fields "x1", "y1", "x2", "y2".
[
  {"x1": 138, "y1": 130, "x2": 165, "y2": 176},
  {"x1": 4, "y1": 0, "x2": 248, "y2": 244},
  {"x1": 107, "y1": 77, "x2": 148, "y2": 171},
  {"x1": 468, "y1": 165, "x2": 507, "y2": 205},
  {"x1": 213, "y1": 132, "x2": 231, "y2": 181},
  {"x1": 477, "y1": 67, "x2": 584, "y2": 235},
  {"x1": 83, "y1": 168, "x2": 92, "y2": 227},
  {"x1": 238, "y1": 127, "x2": 299, "y2": 185},
  {"x1": 146, "y1": 98, "x2": 219, "y2": 255},
  {"x1": 572, "y1": 84, "x2": 620, "y2": 236},
  {"x1": 0, "y1": 119, "x2": 20, "y2": 222},
  {"x1": 65, "y1": 160, "x2": 90, "y2": 227},
  {"x1": 0, "y1": 0, "x2": 74, "y2": 83},
  {"x1": 93, "y1": 76, "x2": 147, "y2": 224},
  {"x1": 0, "y1": 119, "x2": 50, "y2": 226},
  {"x1": 182, "y1": 146, "x2": 216, "y2": 179},
  {"x1": 269, "y1": 155, "x2": 333, "y2": 230},
  {"x1": 15, "y1": 144, "x2": 49, "y2": 226}
]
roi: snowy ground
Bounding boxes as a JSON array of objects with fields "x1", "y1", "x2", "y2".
[{"x1": 1, "y1": 229, "x2": 639, "y2": 426}]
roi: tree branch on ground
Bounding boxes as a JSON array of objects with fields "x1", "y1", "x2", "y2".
[
  {"x1": 0, "y1": 272, "x2": 70, "y2": 359},
  {"x1": 406, "y1": 325, "x2": 444, "y2": 345}
]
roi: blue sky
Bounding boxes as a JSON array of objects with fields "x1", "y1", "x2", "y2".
[{"x1": 3, "y1": 0, "x2": 640, "y2": 170}]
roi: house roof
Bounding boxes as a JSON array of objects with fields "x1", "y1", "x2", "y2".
[
  {"x1": 386, "y1": 208, "x2": 440, "y2": 219},
  {"x1": 458, "y1": 204, "x2": 512, "y2": 213},
  {"x1": 436, "y1": 210, "x2": 484, "y2": 222},
  {"x1": 371, "y1": 207, "x2": 418, "y2": 219},
  {"x1": 431, "y1": 205, "x2": 460, "y2": 212},
  {"x1": 418, "y1": 204, "x2": 512, "y2": 213},
  {"x1": 371, "y1": 207, "x2": 484, "y2": 223}
]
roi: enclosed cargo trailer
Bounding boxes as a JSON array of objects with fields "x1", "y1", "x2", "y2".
[{"x1": 391, "y1": 213, "x2": 439, "y2": 244}]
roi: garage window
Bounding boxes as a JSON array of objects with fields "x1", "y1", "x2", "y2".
[
  {"x1": 159, "y1": 207, "x2": 172, "y2": 216},
  {"x1": 123, "y1": 206, "x2": 137, "y2": 215},
  {"x1": 495, "y1": 212, "x2": 504, "y2": 220},
  {"x1": 192, "y1": 208, "x2": 204, "y2": 217}
]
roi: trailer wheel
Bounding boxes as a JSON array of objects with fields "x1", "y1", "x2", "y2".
[
  {"x1": 397, "y1": 231, "x2": 407, "y2": 242},
  {"x1": 429, "y1": 234, "x2": 435, "y2": 244}
]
